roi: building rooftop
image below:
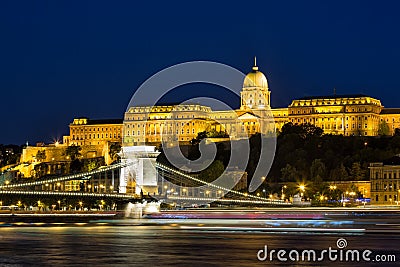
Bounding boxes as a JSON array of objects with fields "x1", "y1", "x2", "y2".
[
  {"x1": 72, "y1": 118, "x2": 123, "y2": 125},
  {"x1": 294, "y1": 94, "x2": 372, "y2": 101},
  {"x1": 86, "y1": 119, "x2": 123, "y2": 125},
  {"x1": 129, "y1": 102, "x2": 210, "y2": 107}
]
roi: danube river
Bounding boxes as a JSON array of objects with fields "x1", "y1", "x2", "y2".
[{"x1": 0, "y1": 213, "x2": 399, "y2": 266}]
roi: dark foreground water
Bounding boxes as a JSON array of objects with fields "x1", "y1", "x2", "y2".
[{"x1": 0, "y1": 224, "x2": 399, "y2": 267}]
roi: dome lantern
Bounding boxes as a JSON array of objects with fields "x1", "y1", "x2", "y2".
[{"x1": 243, "y1": 57, "x2": 268, "y2": 90}]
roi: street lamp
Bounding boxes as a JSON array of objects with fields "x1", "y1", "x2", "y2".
[
  {"x1": 57, "y1": 200, "x2": 61, "y2": 210},
  {"x1": 79, "y1": 201, "x2": 83, "y2": 210},
  {"x1": 299, "y1": 184, "x2": 306, "y2": 198}
]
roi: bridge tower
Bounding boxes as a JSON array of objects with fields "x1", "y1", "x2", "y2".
[{"x1": 119, "y1": 146, "x2": 160, "y2": 195}]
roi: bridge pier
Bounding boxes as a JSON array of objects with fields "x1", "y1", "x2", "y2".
[{"x1": 119, "y1": 146, "x2": 160, "y2": 195}]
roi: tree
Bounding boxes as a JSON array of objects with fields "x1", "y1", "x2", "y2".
[
  {"x1": 198, "y1": 160, "x2": 225, "y2": 183},
  {"x1": 190, "y1": 131, "x2": 208, "y2": 146},
  {"x1": 64, "y1": 145, "x2": 82, "y2": 161},
  {"x1": 109, "y1": 143, "x2": 121, "y2": 162},
  {"x1": 310, "y1": 159, "x2": 326, "y2": 183},
  {"x1": 280, "y1": 163, "x2": 298, "y2": 182},
  {"x1": 207, "y1": 129, "x2": 229, "y2": 138},
  {"x1": 329, "y1": 163, "x2": 349, "y2": 181},
  {"x1": 190, "y1": 130, "x2": 228, "y2": 145},
  {"x1": 350, "y1": 162, "x2": 365, "y2": 181},
  {"x1": 280, "y1": 123, "x2": 323, "y2": 139},
  {"x1": 84, "y1": 159, "x2": 99, "y2": 172},
  {"x1": 378, "y1": 121, "x2": 390, "y2": 136},
  {"x1": 35, "y1": 150, "x2": 46, "y2": 162},
  {"x1": 70, "y1": 159, "x2": 83, "y2": 173}
]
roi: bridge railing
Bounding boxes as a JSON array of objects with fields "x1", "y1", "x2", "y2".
[
  {"x1": 155, "y1": 162, "x2": 289, "y2": 205},
  {"x1": 0, "y1": 162, "x2": 131, "y2": 189}
]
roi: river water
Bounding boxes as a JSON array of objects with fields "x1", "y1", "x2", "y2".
[{"x1": 0, "y1": 223, "x2": 399, "y2": 266}]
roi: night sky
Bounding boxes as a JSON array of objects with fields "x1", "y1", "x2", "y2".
[{"x1": 1, "y1": 1, "x2": 400, "y2": 144}]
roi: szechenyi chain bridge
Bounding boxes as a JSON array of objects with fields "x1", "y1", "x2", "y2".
[{"x1": 0, "y1": 147, "x2": 290, "y2": 210}]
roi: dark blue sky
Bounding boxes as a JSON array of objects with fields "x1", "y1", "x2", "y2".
[{"x1": 1, "y1": 1, "x2": 400, "y2": 144}]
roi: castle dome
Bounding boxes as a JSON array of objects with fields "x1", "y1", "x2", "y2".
[{"x1": 243, "y1": 57, "x2": 268, "y2": 90}]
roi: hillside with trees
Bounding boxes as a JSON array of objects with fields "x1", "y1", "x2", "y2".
[
  {"x1": 261, "y1": 123, "x2": 400, "y2": 183},
  {"x1": 158, "y1": 123, "x2": 400, "y2": 187}
]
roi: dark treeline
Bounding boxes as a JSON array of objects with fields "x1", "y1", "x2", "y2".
[
  {"x1": 158, "y1": 124, "x2": 400, "y2": 186},
  {"x1": 262, "y1": 123, "x2": 400, "y2": 183}
]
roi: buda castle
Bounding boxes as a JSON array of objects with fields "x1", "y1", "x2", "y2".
[
  {"x1": 61, "y1": 59, "x2": 400, "y2": 151},
  {"x1": 119, "y1": 59, "x2": 400, "y2": 147}
]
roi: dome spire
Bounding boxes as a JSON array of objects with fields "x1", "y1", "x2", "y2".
[{"x1": 252, "y1": 56, "x2": 258, "y2": 71}]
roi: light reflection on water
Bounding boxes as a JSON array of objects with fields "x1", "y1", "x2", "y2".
[{"x1": 0, "y1": 225, "x2": 399, "y2": 266}]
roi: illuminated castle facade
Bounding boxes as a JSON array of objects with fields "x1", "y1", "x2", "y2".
[
  {"x1": 122, "y1": 60, "x2": 278, "y2": 146},
  {"x1": 122, "y1": 59, "x2": 400, "y2": 146}
]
